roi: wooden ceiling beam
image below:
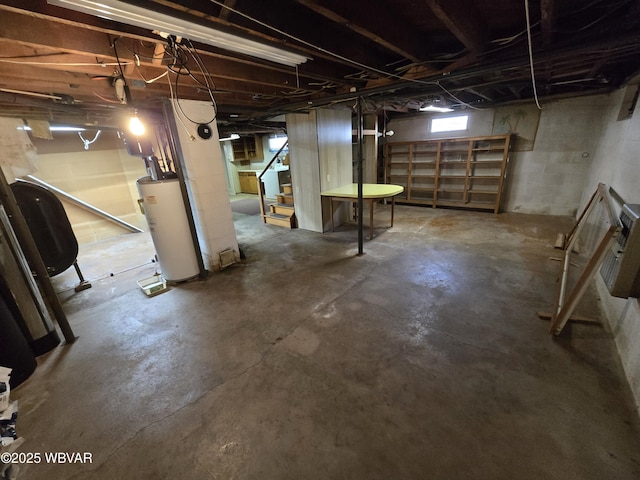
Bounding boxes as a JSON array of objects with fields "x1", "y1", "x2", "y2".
[
  {"x1": 0, "y1": 12, "x2": 344, "y2": 92},
  {"x1": 0, "y1": 7, "x2": 354, "y2": 88},
  {"x1": 1, "y1": 2, "x2": 372, "y2": 90},
  {"x1": 424, "y1": 0, "x2": 486, "y2": 54},
  {"x1": 218, "y1": 0, "x2": 237, "y2": 21},
  {"x1": 0, "y1": 58, "x2": 324, "y2": 108},
  {"x1": 540, "y1": 0, "x2": 557, "y2": 46},
  {"x1": 293, "y1": 0, "x2": 423, "y2": 65}
]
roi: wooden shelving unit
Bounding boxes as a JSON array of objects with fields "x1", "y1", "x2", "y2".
[{"x1": 384, "y1": 134, "x2": 511, "y2": 213}]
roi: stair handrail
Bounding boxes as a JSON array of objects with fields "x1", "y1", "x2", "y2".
[{"x1": 257, "y1": 140, "x2": 289, "y2": 222}]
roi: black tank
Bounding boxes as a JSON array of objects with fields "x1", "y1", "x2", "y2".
[{"x1": 10, "y1": 180, "x2": 78, "y2": 276}]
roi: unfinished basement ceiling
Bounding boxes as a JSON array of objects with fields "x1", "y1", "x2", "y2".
[{"x1": 0, "y1": 0, "x2": 639, "y2": 135}]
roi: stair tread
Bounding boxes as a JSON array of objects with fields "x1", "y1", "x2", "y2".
[{"x1": 271, "y1": 202, "x2": 295, "y2": 208}]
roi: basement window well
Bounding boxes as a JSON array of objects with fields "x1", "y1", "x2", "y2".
[{"x1": 430, "y1": 115, "x2": 469, "y2": 133}]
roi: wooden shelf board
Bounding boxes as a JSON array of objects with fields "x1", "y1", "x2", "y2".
[
  {"x1": 397, "y1": 199, "x2": 433, "y2": 205},
  {"x1": 468, "y1": 189, "x2": 498, "y2": 194},
  {"x1": 384, "y1": 134, "x2": 510, "y2": 214}
]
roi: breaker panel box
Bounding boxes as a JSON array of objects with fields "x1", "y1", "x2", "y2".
[{"x1": 600, "y1": 203, "x2": 640, "y2": 298}]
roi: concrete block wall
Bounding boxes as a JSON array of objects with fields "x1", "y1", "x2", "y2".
[
  {"x1": 505, "y1": 96, "x2": 609, "y2": 215},
  {"x1": 580, "y1": 85, "x2": 640, "y2": 410}
]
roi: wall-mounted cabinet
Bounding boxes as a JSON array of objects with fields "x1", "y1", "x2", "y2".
[
  {"x1": 231, "y1": 135, "x2": 263, "y2": 161},
  {"x1": 384, "y1": 134, "x2": 511, "y2": 213}
]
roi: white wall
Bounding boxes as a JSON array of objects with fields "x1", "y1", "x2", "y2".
[
  {"x1": 581, "y1": 84, "x2": 640, "y2": 410},
  {"x1": 287, "y1": 108, "x2": 352, "y2": 232},
  {"x1": 171, "y1": 100, "x2": 239, "y2": 270},
  {"x1": 287, "y1": 110, "x2": 322, "y2": 232},
  {"x1": 220, "y1": 142, "x2": 238, "y2": 195}
]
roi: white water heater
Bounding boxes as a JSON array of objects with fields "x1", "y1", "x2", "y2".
[{"x1": 137, "y1": 176, "x2": 200, "y2": 282}]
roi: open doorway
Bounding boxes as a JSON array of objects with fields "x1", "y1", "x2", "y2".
[{"x1": 20, "y1": 128, "x2": 156, "y2": 312}]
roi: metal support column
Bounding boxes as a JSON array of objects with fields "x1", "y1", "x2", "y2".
[{"x1": 356, "y1": 97, "x2": 364, "y2": 255}]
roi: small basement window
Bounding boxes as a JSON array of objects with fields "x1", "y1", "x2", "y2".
[
  {"x1": 268, "y1": 134, "x2": 288, "y2": 152},
  {"x1": 430, "y1": 115, "x2": 469, "y2": 133}
]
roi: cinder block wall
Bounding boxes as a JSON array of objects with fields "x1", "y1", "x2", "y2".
[
  {"x1": 505, "y1": 96, "x2": 608, "y2": 215},
  {"x1": 581, "y1": 84, "x2": 640, "y2": 411}
]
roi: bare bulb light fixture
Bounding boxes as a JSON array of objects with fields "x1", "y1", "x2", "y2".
[{"x1": 129, "y1": 113, "x2": 145, "y2": 137}]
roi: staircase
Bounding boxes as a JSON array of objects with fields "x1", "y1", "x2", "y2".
[{"x1": 263, "y1": 183, "x2": 297, "y2": 228}]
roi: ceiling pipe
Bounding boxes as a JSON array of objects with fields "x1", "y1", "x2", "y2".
[{"x1": 263, "y1": 33, "x2": 640, "y2": 117}]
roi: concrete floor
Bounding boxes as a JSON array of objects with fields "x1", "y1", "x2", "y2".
[{"x1": 10, "y1": 201, "x2": 640, "y2": 479}]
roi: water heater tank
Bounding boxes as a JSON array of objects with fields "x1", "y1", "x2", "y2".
[{"x1": 137, "y1": 176, "x2": 200, "y2": 282}]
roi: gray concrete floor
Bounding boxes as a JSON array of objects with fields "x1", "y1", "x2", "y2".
[{"x1": 10, "y1": 201, "x2": 640, "y2": 479}]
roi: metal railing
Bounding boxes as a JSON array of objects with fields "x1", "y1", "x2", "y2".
[
  {"x1": 257, "y1": 140, "x2": 289, "y2": 222},
  {"x1": 25, "y1": 175, "x2": 143, "y2": 233}
]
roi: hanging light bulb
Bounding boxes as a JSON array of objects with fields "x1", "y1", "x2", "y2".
[{"x1": 129, "y1": 112, "x2": 146, "y2": 136}]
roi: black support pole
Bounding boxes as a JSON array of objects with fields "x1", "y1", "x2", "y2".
[{"x1": 357, "y1": 97, "x2": 364, "y2": 255}]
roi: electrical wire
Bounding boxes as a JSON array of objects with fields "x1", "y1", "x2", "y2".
[
  {"x1": 92, "y1": 91, "x2": 122, "y2": 104},
  {"x1": 166, "y1": 66, "x2": 194, "y2": 139},
  {"x1": 524, "y1": 0, "x2": 542, "y2": 110},
  {"x1": 160, "y1": 38, "x2": 217, "y2": 135},
  {"x1": 553, "y1": 0, "x2": 633, "y2": 34},
  {"x1": 206, "y1": 0, "x2": 490, "y2": 110},
  {"x1": 0, "y1": 58, "x2": 129, "y2": 67},
  {"x1": 435, "y1": 82, "x2": 483, "y2": 110},
  {"x1": 163, "y1": 39, "x2": 218, "y2": 125},
  {"x1": 208, "y1": 0, "x2": 415, "y2": 83},
  {"x1": 112, "y1": 37, "x2": 132, "y2": 104},
  {"x1": 136, "y1": 68, "x2": 169, "y2": 84},
  {"x1": 116, "y1": 38, "x2": 168, "y2": 62},
  {"x1": 78, "y1": 130, "x2": 101, "y2": 150},
  {"x1": 185, "y1": 40, "x2": 218, "y2": 114}
]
